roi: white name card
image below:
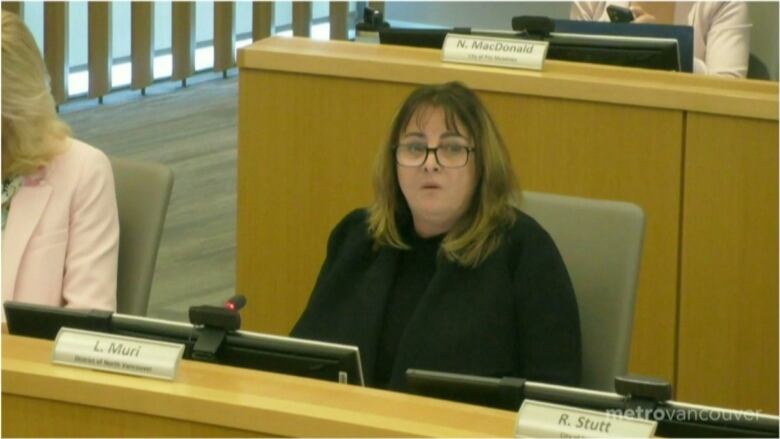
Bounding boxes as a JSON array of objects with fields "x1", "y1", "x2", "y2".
[
  {"x1": 515, "y1": 400, "x2": 657, "y2": 438},
  {"x1": 52, "y1": 327, "x2": 185, "y2": 380},
  {"x1": 442, "y1": 34, "x2": 548, "y2": 71}
]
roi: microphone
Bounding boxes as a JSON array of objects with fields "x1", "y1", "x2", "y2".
[
  {"x1": 189, "y1": 294, "x2": 247, "y2": 331},
  {"x1": 189, "y1": 294, "x2": 248, "y2": 361},
  {"x1": 511, "y1": 16, "x2": 555, "y2": 39},
  {"x1": 224, "y1": 294, "x2": 246, "y2": 312}
]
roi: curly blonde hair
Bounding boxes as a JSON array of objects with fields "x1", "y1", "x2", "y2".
[
  {"x1": 2, "y1": 10, "x2": 71, "y2": 179},
  {"x1": 368, "y1": 82, "x2": 521, "y2": 267}
]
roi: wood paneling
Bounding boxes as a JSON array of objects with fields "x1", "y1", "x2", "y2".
[
  {"x1": 292, "y1": 1, "x2": 311, "y2": 37},
  {"x1": 2, "y1": 395, "x2": 259, "y2": 438},
  {"x1": 678, "y1": 114, "x2": 779, "y2": 414},
  {"x1": 252, "y1": 1, "x2": 274, "y2": 41},
  {"x1": 172, "y1": 1, "x2": 196, "y2": 81},
  {"x1": 44, "y1": 2, "x2": 69, "y2": 105},
  {"x1": 131, "y1": 1, "x2": 154, "y2": 91},
  {"x1": 238, "y1": 72, "x2": 386, "y2": 335},
  {"x1": 88, "y1": 2, "x2": 112, "y2": 99},
  {"x1": 329, "y1": 2, "x2": 349, "y2": 41},
  {"x1": 214, "y1": 1, "x2": 235, "y2": 73}
]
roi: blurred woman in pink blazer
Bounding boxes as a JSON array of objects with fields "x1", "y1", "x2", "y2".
[
  {"x1": 570, "y1": 2, "x2": 751, "y2": 78},
  {"x1": 2, "y1": 11, "x2": 118, "y2": 317}
]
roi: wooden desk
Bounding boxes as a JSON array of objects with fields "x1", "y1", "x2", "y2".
[
  {"x1": 1, "y1": 335, "x2": 517, "y2": 437},
  {"x1": 236, "y1": 37, "x2": 777, "y2": 413}
]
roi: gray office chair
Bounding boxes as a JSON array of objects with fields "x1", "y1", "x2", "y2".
[
  {"x1": 110, "y1": 158, "x2": 174, "y2": 316},
  {"x1": 747, "y1": 53, "x2": 771, "y2": 80},
  {"x1": 520, "y1": 191, "x2": 645, "y2": 392}
]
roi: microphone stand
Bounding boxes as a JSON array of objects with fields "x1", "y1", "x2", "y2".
[{"x1": 188, "y1": 295, "x2": 246, "y2": 361}]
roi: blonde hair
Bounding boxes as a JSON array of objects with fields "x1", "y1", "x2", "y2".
[
  {"x1": 2, "y1": 10, "x2": 71, "y2": 179},
  {"x1": 368, "y1": 82, "x2": 521, "y2": 267}
]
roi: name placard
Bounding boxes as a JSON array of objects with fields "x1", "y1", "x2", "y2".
[
  {"x1": 442, "y1": 34, "x2": 548, "y2": 71},
  {"x1": 515, "y1": 400, "x2": 657, "y2": 438},
  {"x1": 52, "y1": 327, "x2": 185, "y2": 380}
]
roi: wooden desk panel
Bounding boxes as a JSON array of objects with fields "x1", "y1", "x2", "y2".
[
  {"x1": 3, "y1": 395, "x2": 259, "y2": 438},
  {"x1": 678, "y1": 114, "x2": 779, "y2": 414},
  {"x1": 2, "y1": 335, "x2": 518, "y2": 437}
]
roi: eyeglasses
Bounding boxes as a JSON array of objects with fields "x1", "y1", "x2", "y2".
[{"x1": 395, "y1": 143, "x2": 476, "y2": 168}]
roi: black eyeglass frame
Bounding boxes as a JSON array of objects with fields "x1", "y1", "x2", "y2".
[{"x1": 393, "y1": 144, "x2": 477, "y2": 168}]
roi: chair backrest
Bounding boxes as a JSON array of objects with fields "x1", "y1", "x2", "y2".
[
  {"x1": 519, "y1": 191, "x2": 645, "y2": 391},
  {"x1": 748, "y1": 53, "x2": 771, "y2": 80},
  {"x1": 110, "y1": 158, "x2": 174, "y2": 316}
]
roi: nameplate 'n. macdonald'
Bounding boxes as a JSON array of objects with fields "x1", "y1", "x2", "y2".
[
  {"x1": 52, "y1": 327, "x2": 185, "y2": 380},
  {"x1": 442, "y1": 33, "x2": 549, "y2": 71}
]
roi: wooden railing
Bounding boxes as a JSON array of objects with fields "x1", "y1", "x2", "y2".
[{"x1": 0, "y1": 1, "x2": 381, "y2": 104}]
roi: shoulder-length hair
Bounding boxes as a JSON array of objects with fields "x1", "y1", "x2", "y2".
[
  {"x1": 367, "y1": 82, "x2": 521, "y2": 267},
  {"x1": 2, "y1": 11, "x2": 71, "y2": 179}
]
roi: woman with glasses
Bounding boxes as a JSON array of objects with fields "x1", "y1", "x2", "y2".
[{"x1": 292, "y1": 82, "x2": 581, "y2": 391}]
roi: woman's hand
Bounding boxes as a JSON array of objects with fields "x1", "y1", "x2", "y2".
[{"x1": 629, "y1": 6, "x2": 656, "y2": 24}]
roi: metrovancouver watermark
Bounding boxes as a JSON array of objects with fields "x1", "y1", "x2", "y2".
[{"x1": 606, "y1": 407, "x2": 764, "y2": 423}]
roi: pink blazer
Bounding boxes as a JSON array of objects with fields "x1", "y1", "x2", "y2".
[{"x1": 2, "y1": 138, "x2": 118, "y2": 316}]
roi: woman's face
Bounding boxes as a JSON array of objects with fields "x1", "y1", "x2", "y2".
[{"x1": 396, "y1": 105, "x2": 478, "y2": 237}]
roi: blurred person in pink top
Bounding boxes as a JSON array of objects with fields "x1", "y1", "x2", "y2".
[
  {"x1": 2, "y1": 11, "x2": 118, "y2": 321},
  {"x1": 570, "y1": 2, "x2": 751, "y2": 78}
]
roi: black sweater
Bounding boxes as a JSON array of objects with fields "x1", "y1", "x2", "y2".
[
  {"x1": 291, "y1": 208, "x2": 581, "y2": 391},
  {"x1": 374, "y1": 230, "x2": 443, "y2": 388}
]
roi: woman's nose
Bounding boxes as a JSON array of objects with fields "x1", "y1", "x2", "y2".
[{"x1": 423, "y1": 147, "x2": 440, "y2": 172}]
